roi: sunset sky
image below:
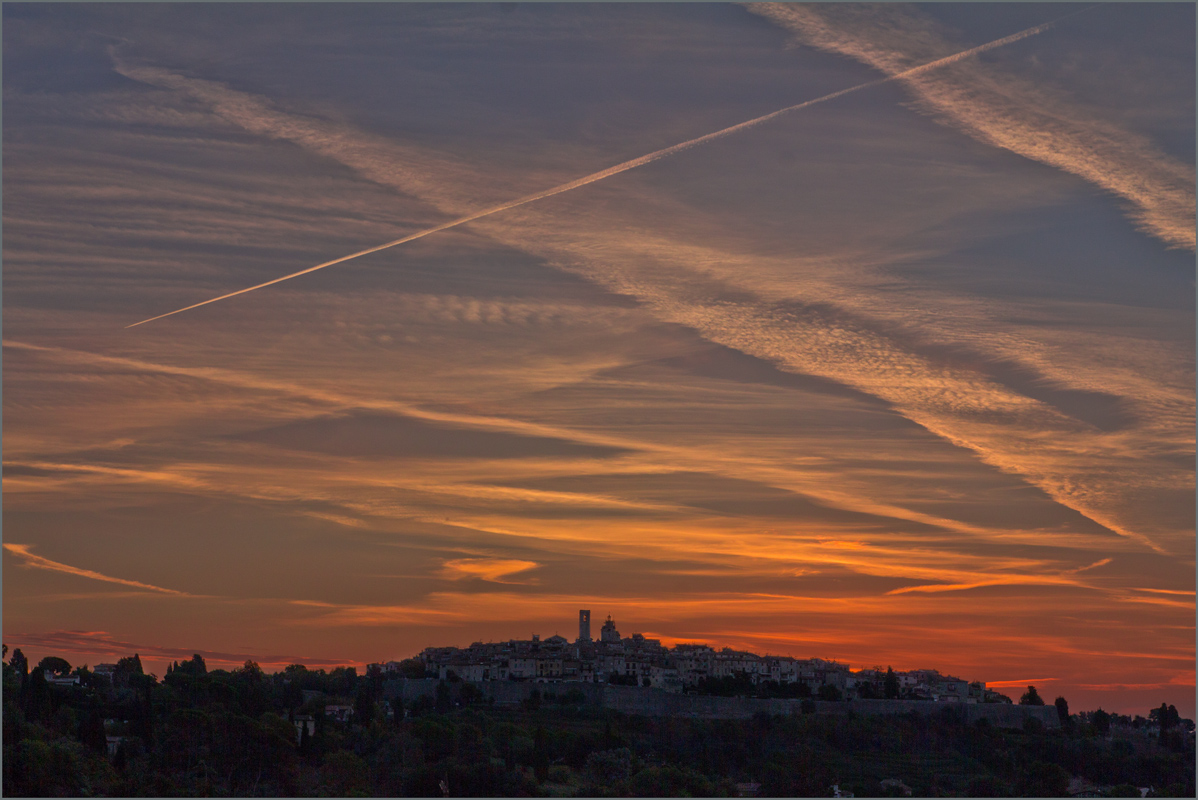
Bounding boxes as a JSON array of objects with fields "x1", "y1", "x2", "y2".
[{"x1": 3, "y1": 3, "x2": 1194, "y2": 717}]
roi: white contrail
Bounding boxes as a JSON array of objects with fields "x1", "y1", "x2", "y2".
[
  {"x1": 128, "y1": 16, "x2": 1066, "y2": 328},
  {"x1": 747, "y1": 3, "x2": 1193, "y2": 251}
]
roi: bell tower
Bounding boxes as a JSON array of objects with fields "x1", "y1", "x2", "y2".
[{"x1": 578, "y1": 609, "x2": 592, "y2": 642}]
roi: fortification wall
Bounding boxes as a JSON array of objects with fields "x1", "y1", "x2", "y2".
[{"x1": 385, "y1": 679, "x2": 1059, "y2": 729}]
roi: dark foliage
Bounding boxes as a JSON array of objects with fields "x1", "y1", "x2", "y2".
[{"x1": 3, "y1": 649, "x2": 1194, "y2": 797}]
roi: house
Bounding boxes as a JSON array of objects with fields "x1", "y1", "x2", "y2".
[
  {"x1": 535, "y1": 658, "x2": 563, "y2": 680},
  {"x1": 650, "y1": 664, "x2": 683, "y2": 692},
  {"x1": 441, "y1": 662, "x2": 490, "y2": 682},
  {"x1": 507, "y1": 658, "x2": 536, "y2": 679},
  {"x1": 324, "y1": 704, "x2": 353, "y2": 723},
  {"x1": 293, "y1": 714, "x2": 315, "y2": 745},
  {"x1": 45, "y1": 674, "x2": 81, "y2": 688}
]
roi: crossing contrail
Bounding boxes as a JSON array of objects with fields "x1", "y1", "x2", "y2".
[{"x1": 128, "y1": 14, "x2": 1072, "y2": 328}]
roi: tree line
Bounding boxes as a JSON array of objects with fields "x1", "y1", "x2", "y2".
[{"x1": 3, "y1": 646, "x2": 1194, "y2": 797}]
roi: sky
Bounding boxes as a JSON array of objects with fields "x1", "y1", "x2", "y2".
[{"x1": 3, "y1": 3, "x2": 1194, "y2": 717}]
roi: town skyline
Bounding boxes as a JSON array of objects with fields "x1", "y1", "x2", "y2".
[
  {"x1": 4, "y1": 2, "x2": 1194, "y2": 722},
  {"x1": 0, "y1": 606, "x2": 1159, "y2": 712}
]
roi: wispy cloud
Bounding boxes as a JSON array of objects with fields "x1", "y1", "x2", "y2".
[
  {"x1": 104, "y1": 74, "x2": 1182, "y2": 560},
  {"x1": 286, "y1": 600, "x2": 463, "y2": 628},
  {"x1": 745, "y1": 3, "x2": 1196, "y2": 250},
  {"x1": 984, "y1": 677, "x2": 1058, "y2": 688},
  {"x1": 440, "y1": 557, "x2": 540, "y2": 584},
  {"x1": 6, "y1": 629, "x2": 355, "y2": 670},
  {"x1": 4, "y1": 543, "x2": 191, "y2": 596},
  {"x1": 93, "y1": 22, "x2": 1191, "y2": 561},
  {"x1": 4, "y1": 6, "x2": 1190, "y2": 716},
  {"x1": 113, "y1": 16, "x2": 1062, "y2": 327}
]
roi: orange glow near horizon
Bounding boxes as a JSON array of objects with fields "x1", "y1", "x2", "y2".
[{"x1": 3, "y1": 3, "x2": 1193, "y2": 720}]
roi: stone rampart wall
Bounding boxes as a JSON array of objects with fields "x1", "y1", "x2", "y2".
[{"x1": 385, "y1": 679, "x2": 1059, "y2": 729}]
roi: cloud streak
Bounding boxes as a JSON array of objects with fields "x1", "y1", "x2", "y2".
[
  {"x1": 7, "y1": 629, "x2": 355, "y2": 670},
  {"x1": 745, "y1": 2, "x2": 1195, "y2": 250},
  {"x1": 440, "y1": 557, "x2": 540, "y2": 584},
  {"x1": 119, "y1": 13, "x2": 1065, "y2": 327},
  {"x1": 4, "y1": 543, "x2": 190, "y2": 596}
]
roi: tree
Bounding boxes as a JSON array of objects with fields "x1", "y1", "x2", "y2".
[
  {"x1": 116, "y1": 654, "x2": 144, "y2": 675},
  {"x1": 435, "y1": 681, "x2": 453, "y2": 713},
  {"x1": 397, "y1": 658, "x2": 428, "y2": 679},
  {"x1": 114, "y1": 654, "x2": 146, "y2": 688},
  {"x1": 319, "y1": 750, "x2": 370, "y2": 795},
  {"x1": 78, "y1": 705, "x2": 107, "y2": 754},
  {"x1": 173, "y1": 653, "x2": 205, "y2": 676},
  {"x1": 353, "y1": 688, "x2": 375, "y2": 727},
  {"x1": 1054, "y1": 696, "x2": 1070, "y2": 728},
  {"x1": 330, "y1": 666, "x2": 357, "y2": 696},
  {"x1": 1019, "y1": 685, "x2": 1044, "y2": 705},
  {"x1": 10, "y1": 648, "x2": 29, "y2": 687},
  {"x1": 533, "y1": 725, "x2": 549, "y2": 782},
  {"x1": 1154, "y1": 702, "x2": 1180, "y2": 732},
  {"x1": 36, "y1": 656, "x2": 72, "y2": 676},
  {"x1": 1015, "y1": 761, "x2": 1070, "y2": 797},
  {"x1": 1091, "y1": 708, "x2": 1111, "y2": 734},
  {"x1": 884, "y1": 667, "x2": 900, "y2": 700},
  {"x1": 23, "y1": 667, "x2": 51, "y2": 723}
]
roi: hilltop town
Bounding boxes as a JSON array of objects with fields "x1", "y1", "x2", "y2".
[
  {"x1": 5, "y1": 617, "x2": 1194, "y2": 798},
  {"x1": 397, "y1": 610, "x2": 1012, "y2": 704}
]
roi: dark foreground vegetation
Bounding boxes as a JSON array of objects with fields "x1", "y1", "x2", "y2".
[{"x1": 3, "y1": 649, "x2": 1194, "y2": 797}]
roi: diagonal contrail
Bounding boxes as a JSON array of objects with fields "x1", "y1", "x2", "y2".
[{"x1": 128, "y1": 15, "x2": 1071, "y2": 328}]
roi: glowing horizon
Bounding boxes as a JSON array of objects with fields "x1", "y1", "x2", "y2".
[{"x1": 3, "y1": 3, "x2": 1193, "y2": 718}]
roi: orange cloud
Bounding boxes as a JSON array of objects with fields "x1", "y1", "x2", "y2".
[
  {"x1": 286, "y1": 600, "x2": 462, "y2": 628},
  {"x1": 440, "y1": 558, "x2": 541, "y2": 584},
  {"x1": 4, "y1": 543, "x2": 190, "y2": 596},
  {"x1": 984, "y1": 678, "x2": 1059, "y2": 688},
  {"x1": 8, "y1": 629, "x2": 356, "y2": 670}
]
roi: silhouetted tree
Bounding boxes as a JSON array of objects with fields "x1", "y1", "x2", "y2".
[
  {"x1": 353, "y1": 687, "x2": 375, "y2": 726},
  {"x1": 37, "y1": 656, "x2": 72, "y2": 676},
  {"x1": 174, "y1": 654, "x2": 205, "y2": 677},
  {"x1": 78, "y1": 705, "x2": 107, "y2": 754},
  {"x1": 397, "y1": 658, "x2": 428, "y2": 679},
  {"x1": 1154, "y1": 702, "x2": 1180, "y2": 732},
  {"x1": 884, "y1": 666, "x2": 900, "y2": 699},
  {"x1": 113, "y1": 654, "x2": 146, "y2": 689},
  {"x1": 1019, "y1": 685, "x2": 1044, "y2": 705},
  {"x1": 10, "y1": 648, "x2": 28, "y2": 689},
  {"x1": 116, "y1": 654, "x2": 144, "y2": 675},
  {"x1": 331, "y1": 666, "x2": 357, "y2": 696},
  {"x1": 1054, "y1": 696, "x2": 1071, "y2": 728},
  {"x1": 1015, "y1": 761, "x2": 1069, "y2": 797},
  {"x1": 533, "y1": 725, "x2": 549, "y2": 782},
  {"x1": 1092, "y1": 708, "x2": 1111, "y2": 734},
  {"x1": 23, "y1": 667, "x2": 51, "y2": 723}
]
